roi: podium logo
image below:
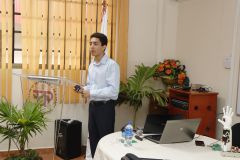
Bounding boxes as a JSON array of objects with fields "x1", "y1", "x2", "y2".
[{"x1": 28, "y1": 81, "x2": 57, "y2": 109}]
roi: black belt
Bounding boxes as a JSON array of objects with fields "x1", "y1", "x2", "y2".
[{"x1": 90, "y1": 100, "x2": 115, "y2": 106}]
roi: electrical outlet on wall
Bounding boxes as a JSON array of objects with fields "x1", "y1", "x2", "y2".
[{"x1": 224, "y1": 55, "x2": 231, "y2": 69}]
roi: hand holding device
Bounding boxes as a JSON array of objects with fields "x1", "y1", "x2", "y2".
[{"x1": 74, "y1": 85, "x2": 82, "y2": 93}]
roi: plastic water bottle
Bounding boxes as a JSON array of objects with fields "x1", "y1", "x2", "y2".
[{"x1": 124, "y1": 121, "x2": 133, "y2": 146}]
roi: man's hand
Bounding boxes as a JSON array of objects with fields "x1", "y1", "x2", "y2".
[
  {"x1": 73, "y1": 85, "x2": 89, "y2": 103},
  {"x1": 74, "y1": 85, "x2": 83, "y2": 93},
  {"x1": 218, "y1": 106, "x2": 234, "y2": 130},
  {"x1": 82, "y1": 90, "x2": 90, "y2": 98}
]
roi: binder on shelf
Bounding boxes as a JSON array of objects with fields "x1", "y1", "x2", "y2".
[{"x1": 171, "y1": 99, "x2": 189, "y2": 110}]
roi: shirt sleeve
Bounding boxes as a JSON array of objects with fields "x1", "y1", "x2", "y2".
[
  {"x1": 83, "y1": 63, "x2": 92, "y2": 91},
  {"x1": 90, "y1": 62, "x2": 120, "y2": 100},
  {"x1": 83, "y1": 70, "x2": 90, "y2": 91}
]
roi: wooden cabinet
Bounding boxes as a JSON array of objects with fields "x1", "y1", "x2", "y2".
[{"x1": 168, "y1": 88, "x2": 218, "y2": 138}]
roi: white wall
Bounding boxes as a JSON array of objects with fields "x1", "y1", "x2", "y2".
[
  {"x1": 127, "y1": 0, "x2": 179, "y2": 129},
  {"x1": 128, "y1": 0, "x2": 159, "y2": 71},
  {"x1": 128, "y1": 0, "x2": 179, "y2": 71},
  {"x1": 156, "y1": 0, "x2": 179, "y2": 61},
  {"x1": 175, "y1": 0, "x2": 240, "y2": 138}
]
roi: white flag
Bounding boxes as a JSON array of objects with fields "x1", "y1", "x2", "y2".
[
  {"x1": 101, "y1": 0, "x2": 108, "y2": 55},
  {"x1": 101, "y1": 0, "x2": 108, "y2": 36}
]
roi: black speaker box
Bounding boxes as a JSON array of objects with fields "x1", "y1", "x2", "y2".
[{"x1": 55, "y1": 119, "x2": 82, "y2": 159}]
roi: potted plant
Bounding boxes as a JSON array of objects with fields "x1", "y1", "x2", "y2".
[
  {"x1": 0, "y1": 98, "x2": 49, "y2": 160},
  {"x1": 117, "y1": 64, "x2": 168, "y2": 128}
]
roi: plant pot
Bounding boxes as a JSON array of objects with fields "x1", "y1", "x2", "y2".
[
  {"x1": 161, "y1": 77, "x2": 177, "y2": 86},
  {"x1": 4, "y1": 149, "x2": 43, "y2": 160},
  {"x1": 161, "y1": 77, "x2": 177, "y2": 95}
]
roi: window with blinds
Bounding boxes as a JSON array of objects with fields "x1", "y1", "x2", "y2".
[
  {"x1": 0, "y1": 0, "x2": 118, "y2": 103},
  {"x1": 1, "y1": 0, "x2": 128, "y2": 103},
  {"x1": 8, "y1": 0, "x2": 116, "y2": 69}
]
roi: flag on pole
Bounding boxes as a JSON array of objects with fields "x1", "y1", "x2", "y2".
[
  {"x1": 101, "y1": 0, "x2": 108, "y2": 36},
  {"x1": 101, "y1": 0, "x2": 108, "y2": 55},
  {"x1": 101, "y1": 0, "x2": 108, "y2": 54}
]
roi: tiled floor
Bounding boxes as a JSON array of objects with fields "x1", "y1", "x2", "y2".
[
  {"x1": 0, "y1": 149, "x2": 85, "y2": 160},
  {"x1": 40, "y1": 154, "x2": 85, "y2": 160}
]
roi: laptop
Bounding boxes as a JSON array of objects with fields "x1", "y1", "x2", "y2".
[{"x1": 144, "y1": 118, "x2": 201, "y2": 144}]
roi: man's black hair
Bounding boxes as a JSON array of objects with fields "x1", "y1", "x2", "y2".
[{"x1": 90, "y1": 32, "x2": 108, "y2": 46}]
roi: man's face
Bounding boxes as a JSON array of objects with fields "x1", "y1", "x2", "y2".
[{"x1": 89, "y1": 37, "x2": 106, "y2": 57}]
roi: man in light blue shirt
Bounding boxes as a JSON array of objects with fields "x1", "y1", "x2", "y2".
[{"x1": 75, "y1": 32, "x2": 120, "y2": 157}]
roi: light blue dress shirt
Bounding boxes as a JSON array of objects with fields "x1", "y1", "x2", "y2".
[{"x1": 84, "y1": 54, "x2": 120, "y2": 101}]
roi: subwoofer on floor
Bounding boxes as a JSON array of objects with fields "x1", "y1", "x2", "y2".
[{"x1": 55, "y1": 119, "x2": 82, "y2": 160}]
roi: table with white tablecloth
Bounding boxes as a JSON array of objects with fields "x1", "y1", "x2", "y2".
[{"x1": 94, "y1": 132, "x2": 236, "y2": 160}]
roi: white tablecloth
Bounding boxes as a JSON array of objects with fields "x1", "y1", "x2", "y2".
[{"x1": 94, "y1": 132, "x2": 237, "y2": 160}]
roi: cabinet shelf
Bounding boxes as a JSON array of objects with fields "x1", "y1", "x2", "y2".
[{"x1": 170, "y1": 96, "x2": 189, "y2": 102}]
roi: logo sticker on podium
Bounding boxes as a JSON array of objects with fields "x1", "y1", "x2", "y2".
[{"x1": 28, "y1": 81, "x2": 57, "y2": 109}]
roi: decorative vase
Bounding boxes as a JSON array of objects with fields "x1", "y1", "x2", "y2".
[
  {"x1": 161, "y1": 77, "x2": 177, "y2": 86},
  {"x1": 161, "y1": 77, "x2": 177, "y2": 95}
]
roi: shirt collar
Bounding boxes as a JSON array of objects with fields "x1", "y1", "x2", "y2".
[{"x1": 93, "y1": 53, "x2": 108, "y2": 65}]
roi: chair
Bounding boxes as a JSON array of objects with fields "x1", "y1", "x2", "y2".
[{"x1": 232, "y1": 123, "x2": 240, "y2": 147}]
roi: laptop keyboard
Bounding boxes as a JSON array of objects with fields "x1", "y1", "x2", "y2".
[{"x1": 145, "y1": 134, "x2": 162, "y2": 141}]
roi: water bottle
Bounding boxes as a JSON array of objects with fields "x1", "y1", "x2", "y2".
[{"x1": 124, "y1": 121, "x2": 133, "y2": 146}]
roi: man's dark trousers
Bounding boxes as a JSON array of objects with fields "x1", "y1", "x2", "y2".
[{"x1": 88, "y1": 100, "x2": 115, "y2": 157}]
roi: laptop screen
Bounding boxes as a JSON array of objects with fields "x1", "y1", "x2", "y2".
[
  {"x1": 159, "y1": 118, "x2": 201, "y2": 144},
  {"x1": 143, "y1": 114, "x2": 184, "y2": 134},
  {"x1": 145, "y1": 118, "x2": 201, "y2": 144}
]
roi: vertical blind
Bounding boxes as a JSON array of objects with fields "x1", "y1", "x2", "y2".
[
  {"x1": 0, "y1": 0, "x2": 13, "y2": 102},
  {"x1": 0, "y1": 0, "x2": 128, "y2": 103}
]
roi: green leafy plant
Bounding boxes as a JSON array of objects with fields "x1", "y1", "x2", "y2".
[
  {"x1": 117, "y1": 64, "x2": 168, "y2": 128},
  {"x1": 0, "y1": 98, "x2": 49, "y2": 160}
]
